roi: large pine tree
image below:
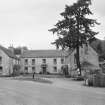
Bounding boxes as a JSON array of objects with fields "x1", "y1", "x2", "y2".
[{"x1": 49, "y1": 0, "x2": 99, "y2": 75}]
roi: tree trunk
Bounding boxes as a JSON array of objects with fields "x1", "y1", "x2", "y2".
[
  {"x1": 76, "y1": 45, "x2": 81, "y2": 76},
  {"x1": 76, "y1": 16, "x2": 81, "y2": 76}
]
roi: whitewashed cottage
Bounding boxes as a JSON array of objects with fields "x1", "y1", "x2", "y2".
[
  {"x1": 0, "y1": 45, "x2": 19, "y2": 75},
  {"x1": 65, "y1": 44, "x2": 100, "y2": 76},
  {"x1": 20, "y1": 50, "x2": 68, "y2": 74}
]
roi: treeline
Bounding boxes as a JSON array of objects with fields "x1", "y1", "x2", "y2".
[{"x1": 90, "y1": 38, "x2": 105, "y2": 61}]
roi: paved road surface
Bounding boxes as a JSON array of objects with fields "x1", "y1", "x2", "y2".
[{"x1": 0, "y1": 78, "x2": 105, "y2": 105}]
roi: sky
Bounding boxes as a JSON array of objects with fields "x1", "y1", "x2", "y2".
[{"x1": 0, "y1": 0, "x2": 105, "y2": 49}]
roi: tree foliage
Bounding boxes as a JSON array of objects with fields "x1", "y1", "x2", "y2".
[
  {"x1": 49, "y1": 0, "x2": 99, "y2": 49},
  {"x1": 49, "y1": 0, "x2": 99, "y2": 75}
]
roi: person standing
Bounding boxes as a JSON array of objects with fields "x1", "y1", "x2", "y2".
[{"x1": 33, "y1": 72, "x2": 35, "y2": 79}]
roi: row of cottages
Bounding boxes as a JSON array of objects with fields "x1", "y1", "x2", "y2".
[
  {"x1": 0, "y1": 44, "x2": 100, "y2": 76},
  {"x1": 20, "y1": 44, "x2": 100, "y2": 75},
  {"x1": 20, "y1": 50, "x2": 68, "y2": 74},
  {"x1": 0, "y1": 45, "x2": 19, "y2": 75},
  {"x1": 66, "y1": 44, "x2": 100, "y2": 76}
]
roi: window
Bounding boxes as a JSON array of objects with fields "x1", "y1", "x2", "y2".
[
  {"x1": 42, "y1": 59, "x2": 46, "y2": 63},
  {"x1": 0, "y1": 67, "x2": 3, "y2": 72},
  {"x1": 53, "y1": 59, "x2": 57, "y2": 64},
  {"x1": 24, "y1": 67, "x2": 28, "y2": 70},
  {"x1": 53, "y1": 66, "x2": 57, "y2": 72},
  {"x1": 24, "y1": 67, "x2": 28, "y2": 73},
  {"x1": 32, "y1": 67, "x2": 35, "y2": 72},
  {"x1": 24, "y1": 59, "x2": 28, "y2": 65},
  {"x1": 0, "y1": 57, "x2": 2, "y2": 64},
  {"x1": 32, "y1": 59, "x2": 35, "y2": 65},
  {"x1": 61, "y1": 58, "x2": 64, "y2": 64}
]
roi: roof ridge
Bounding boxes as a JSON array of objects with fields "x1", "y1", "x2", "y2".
[
  {"x1": 0, "y1": 45, "x2": 18, "y2": 59},
  {"x1": 26, "y1": 49, "x2": 63, "y2": 51},
  {"x1": 21, "y1": 50, "x2": 68, "y2": 58}
]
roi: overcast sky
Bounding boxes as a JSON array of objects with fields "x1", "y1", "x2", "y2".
[{"x1": 0, "y1": 0, "x2": 105, "y2": 49}]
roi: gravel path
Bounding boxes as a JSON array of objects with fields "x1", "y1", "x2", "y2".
[{"x1": 0, "y1": 77, "x2": 104, "y2": 105}]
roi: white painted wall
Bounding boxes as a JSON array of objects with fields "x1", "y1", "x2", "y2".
[
  {"x1": 20, "y1": 57, "x2": 66, "y2": 74},
  {"x1": 0, "y1": 49, "x2": 10, "y2": 75},
  {"x1": 0, "y1": 49, "x2": 19, "y2": 75},
  {"x1": 65, "y1": 44, "x2": 100, "y2": 75}
]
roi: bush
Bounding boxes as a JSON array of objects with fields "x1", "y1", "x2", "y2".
[
  {"x1": 39, "y1": 71, "x2": 43, "y2": 74},
  {"x1": 12, "y1": 64, "x2": 21, "y2": 76},
  {"x1": 61, "y1": 65, "x2": 69, "y2": 76},
  {"x1": 46, "y1": 71, "x2": 50, "y2": 75},
  {"x1": 39, "y1": 71, "x2": 50, "y2": 75},
  {"x1": 76, "y1": 76, "x2": 84, "y2": 81}
]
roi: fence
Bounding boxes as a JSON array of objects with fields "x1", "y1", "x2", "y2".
[{"x1": 86, "y1": 73, "x2": 105, "y2": 87}]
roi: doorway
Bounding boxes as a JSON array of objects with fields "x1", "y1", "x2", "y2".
[
  {"x1": 0, "y1": 66, "x2": 3, "y2": 74},
  {"x1": 42, "y1": 67, "x2": 47, "y2": 74},
  {"x1": 41, "y1": 64, "x2": 47, "y2": 74}
]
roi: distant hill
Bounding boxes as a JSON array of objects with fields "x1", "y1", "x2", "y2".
[{"x1": 90, "y1": 38, "x2": 105, "y2": 61}]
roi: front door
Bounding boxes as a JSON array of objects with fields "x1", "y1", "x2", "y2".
[
  {"x1": 42, "y1": 67, "x2": 46, "y2": 74},
  {"x1": 0, "y1": 66, "x2": 3, "y2": 75}
]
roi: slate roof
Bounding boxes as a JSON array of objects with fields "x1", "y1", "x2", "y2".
[
  {"x1": 0, "y1": 45, "x2": 18, "y2": 59},
  {"x1": 21, "y1": 50, "x2": 69, "y2": 58}
]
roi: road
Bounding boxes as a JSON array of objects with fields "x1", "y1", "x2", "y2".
[{"x1": 0, "y1": 77, "x2": 105, "y2": 105}]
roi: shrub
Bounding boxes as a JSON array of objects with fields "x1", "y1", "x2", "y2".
[
  {"x1": 46, "y1": 71, "x2": 50, "y2": 75},
  {"x1": 76, "y1": 76, "x2": 84, "y2": 81},
  {"x1": 39, "y1": 71, "x2": 43, "y2": 74},
  {"x1": 12, "y1": 64, "x2": 21, "y2": 76}
]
